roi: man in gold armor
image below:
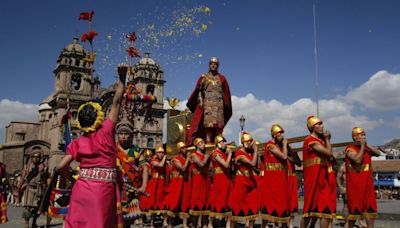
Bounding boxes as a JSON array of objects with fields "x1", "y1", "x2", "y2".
[{"x1": 187, "y1": 57, "x2": 232, "y2": 144}]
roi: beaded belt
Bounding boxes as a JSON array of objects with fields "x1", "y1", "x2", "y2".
[
  {"x1": 79, "y1": 167, "x2": 116, "y2": 183},
  {"x1": 303, "y1": 157, "x2": 328, "y2": 168},
  {"x1": 264, "y1": 163, "x2": 286, "y2": 171}
]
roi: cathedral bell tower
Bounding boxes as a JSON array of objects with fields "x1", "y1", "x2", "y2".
[
  {"x1": 130, "y1": 52, "x2": 166, "y2": 149},
  {"x1": 47, "y1": 38, "x2": 101, "y2": 168}
]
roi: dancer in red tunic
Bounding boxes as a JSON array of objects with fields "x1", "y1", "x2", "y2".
[
  {"x1": 189, "y1": 138, "x2": 211, "y2": 227},
  {"x1": 139, "y1": 149, "x2": 153, "y2": 215},
  {"x1": 228, "y1": 132, "x2": 259, "y2": 227},
  {"x1": 345, "y1": 127, "x2": 380, "y2": 228},
  {"x1": 147, "y1": 146, "x2": 168, "y2": 225},
  {"x1": 260, "y1": 124, "x2": 290, "y2": 225},
  {"x1": 163, "y1": 142, "x2": 190, "y2": 228},
  {"x1": 208, "y1": 135, "x2": 233, "y2": 227},
  {"x1": 301, "y1": 116, "x2": 336, "y2": 228}
]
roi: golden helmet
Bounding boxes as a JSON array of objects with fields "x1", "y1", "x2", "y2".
[
  {"x1": 143, "y1": 149, "x2": 153, "y2": 157},
  {"x1": 214, "y1": 134, "x2": 225, "y2": 145},
  {"x1": 307, "y1": 115, "x2": 322, "y2": 130},
  {"x1": 241, "y1": 131, "x2": 253, "y2": 144},
  {"x1": 271, "y1": 124, "x2": 284, "y2": 138},
  {"x1": 254, "y1": 140, "x2": 261, "y2": 146},
  {"x1": 352, "y1": 127, "x2": 365, "y2": 140},
  {"x1": 177, "y1": 141, "x2": 186, "y2": 150},
  {"x1": 209, "y1": 57, "x2": 219, "y2": 66},
  {"x1": 193, "y1": 138, "x2": 205, "y2": 146},
  {"x1": 155, "y1": 146, "x2": 165, "y2": 154}
]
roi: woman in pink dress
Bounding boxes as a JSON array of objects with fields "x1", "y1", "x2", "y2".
[{"x1": 56, "y1": 64, "x2": 127, "y2": 228}]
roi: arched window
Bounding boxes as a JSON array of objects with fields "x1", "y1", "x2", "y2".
[
  {"x1": 146, "y1": 85, "x2": 155, "y2": 95},
  {"x1": 71, "y1": 73, "x2": 82, "y2": 90},
  {"x1": 147, "y1": 138, "x2": 155, "y2": 149}
]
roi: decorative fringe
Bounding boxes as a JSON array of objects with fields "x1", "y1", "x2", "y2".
[
  {"x1": 149, "y1": 209, "x2": 168, "y2": 215},
  {"x1": 208, "y1": 211, "x2": 232, "y2": 218},
  {"x1": 260, "y1": 214, "x2": 290, "y2": 223},
  {"x1": 302, "y1": 212, "x2": 335, "y2": 219},
  {"x1": 189, "y1": 209, "x2": 211, "y2": 216},
  {"x1": 363, "y1": 212, "x2": 378, "y2": 219},
  {"x1": 348, "y1": 213, "x2": 378, "y2": 221},
  {"x1": 230, "y1": 214, "x2": 259, "y2": 222}
]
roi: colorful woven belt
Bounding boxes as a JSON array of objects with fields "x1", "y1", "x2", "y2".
[{"x1": 79, "y1": 167, "x2": 116, "y2": 183}]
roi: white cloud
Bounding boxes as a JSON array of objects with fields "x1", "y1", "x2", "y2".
[
  {"x1": 0, "y1": 99, "x2": 38, "y2": 143},
  {"x1": 223, "y1": 94, "x2": 383, "y2": 144},
  {"x1": 345, "y1": 71, "x2": 400, "y2": 111}
]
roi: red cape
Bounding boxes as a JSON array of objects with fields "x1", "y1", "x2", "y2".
[{"x1": 186, "y1": 73, "x2": 232, "y2": 145}]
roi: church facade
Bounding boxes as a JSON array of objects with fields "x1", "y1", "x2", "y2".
[{"x1": 0, "y1": 38, "x2": 166, "y2": 173}]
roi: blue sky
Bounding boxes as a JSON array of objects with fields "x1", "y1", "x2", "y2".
[{"x1": 1, "y1": 0, "x2": 399, "y2": 146}]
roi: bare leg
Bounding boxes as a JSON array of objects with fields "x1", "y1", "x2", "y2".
[
  {"x1": 183, "y1": 216, "x2": 189, "y2": 228},
  {"x1": 320, "y1": 218, "x2": 332, "y2": 228},
  {"x1": 288, "y1": 216, "x2": 294, "y2": 228},
  {"x1": 300, "y1": 217, "x2": 310, "y2": 228},
  {"x1": 348, "y1": 219, "x2": 355, "y2": 228},
  {"x1": 365, "y1": 218, "x2": 374, "y2": 228},
  {"x1": 248, "y1": 220, "x2": 255, "y2": 228},
  {"x1": 208, "y1": 216, "x2": 214, "y2": 228},
  {"x1": 226, "y1": 217, "x2": 231, "y2": 228},
  {"x1": 262, "y1": 220, "x2": 268, "y2": 228},
  {"x1": 163, "y1": 215, "x2": 168, "y2": 227}
]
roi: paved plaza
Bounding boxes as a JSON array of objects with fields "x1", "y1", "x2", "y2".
[{"x1": 3, "y1": 199, "x2": 400, "y2": 227}]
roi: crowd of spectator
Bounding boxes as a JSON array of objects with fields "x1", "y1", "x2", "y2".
[{"x1": 375, "y1": 187, "x2": 400, "y2": 200}]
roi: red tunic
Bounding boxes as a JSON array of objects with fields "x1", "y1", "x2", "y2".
[
  {"x1": 287, "y1": 160, "x2": 298, "y2": 216},
  {"x1": 139, "y1": 162, "x2": 152, "y2": 213},
  {"x1": 228, "y1": 149, "x2": 259, "y2": 222},
  {"x1": 162, "y1": 155, "x2": 188, "y2": 217},
  {"x1": 260, "y1": 141, "x2": 290, "y2": 223},
  {"x1": 147, "y1": 159, "x2": 167, "y2": 213},
  {"x1": 302, "y1": 135, "x2": 336, "y2": 219},
  {"x1": 208, "y1": 149, "x2": 232, "y2": 217},
  {"x1": 189, "y1": 151, "x2": 211, "y2": 215},
  {"x1": 345, "y1": 144, "x2": 377, "y2": 220}
]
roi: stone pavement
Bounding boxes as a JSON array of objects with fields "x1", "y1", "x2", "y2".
[{"x1": 2, "y1": 199, "x2": 400, "y2": 227}]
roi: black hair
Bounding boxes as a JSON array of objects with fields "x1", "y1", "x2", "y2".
[{"x1": 78, "y1": 104, "x2": 98, "y2": 128}]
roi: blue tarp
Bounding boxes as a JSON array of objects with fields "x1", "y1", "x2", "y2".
[{"x1": 374, "y1": 179, "x2": 394, "y2": 186}]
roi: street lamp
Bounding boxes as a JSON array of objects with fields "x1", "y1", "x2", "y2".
[{"x1": 239, "y1": 115, "x2": 246, "y2": 132}]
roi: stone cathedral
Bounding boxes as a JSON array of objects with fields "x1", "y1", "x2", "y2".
[{"x1": 0, "y1": 38, "x2": 166, "y2": 173}]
